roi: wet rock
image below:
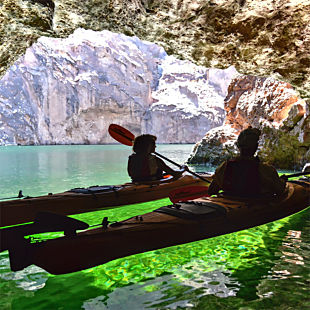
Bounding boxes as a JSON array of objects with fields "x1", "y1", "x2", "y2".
[{"x1": 187, "y1": 124, "x2": 239, "y2": 166}]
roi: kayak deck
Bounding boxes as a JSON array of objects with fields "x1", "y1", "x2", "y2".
[
  {"x1": 7, "y1": 179, "x2": 309, "y2": 275},
  {"x1": 0, "y1": 173, "x2": 211, "y2": 227}
]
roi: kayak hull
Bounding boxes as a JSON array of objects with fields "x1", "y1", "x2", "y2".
[
  {"x1": 0, "y1": 174, "x2": 210, "y2": 227},
  {"x1": 9, "y1": 179, "x2": 310, "y2": 275}
]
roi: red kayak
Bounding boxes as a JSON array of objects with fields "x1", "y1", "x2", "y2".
[
  {"x1": 0, "y1": 173, "x2": 211, "y2": 228},
  {"x1": 7, "y1": 178, "x2": 309, "y2": 275}
]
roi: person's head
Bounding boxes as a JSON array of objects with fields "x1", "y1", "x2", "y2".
[
  {"x1": 133, "y1": 134, "x2": 157, "y2": 154},
  {"x1": 236, "y1": 127, "x2": 261, "y2": 156}
]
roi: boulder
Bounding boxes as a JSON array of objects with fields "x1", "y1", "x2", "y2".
[{"x1": 188, "y1": 75, "x2": 309, "y2": 170}]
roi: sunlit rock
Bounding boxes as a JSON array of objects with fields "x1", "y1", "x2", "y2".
[
  {"x1": 187, "y1": 124, "x2": 239, "y2": 166},
  {"x1": 0, "y1": 28, "x2": 237, "y2": 145},
  {"x1": 1, "y1": 0, "x2": 309, "y2": 101},
  {"x1": 188, "y1": 75, "x2": 309, "y2": 169}
]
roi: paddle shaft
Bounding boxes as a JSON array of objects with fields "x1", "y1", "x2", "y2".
[
  {"x1": 285, "y1": 171, "x2": 310, "y2": 178},
  {"x1": 154, "y1": 151, "x2": 210, "y2": 183},
  {"x1": 108, "y1": 124, "x2": 211, "y2": 184}
]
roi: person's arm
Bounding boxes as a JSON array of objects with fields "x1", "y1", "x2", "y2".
[
  {"x1": 127, "y1": 155, "x2": 137, "y2": 181},
  {"x1": 208, "y1": 161, "x2": 227, "y2": 195},
  {"x1": 155, "y1": 157, "x2": 185, "y2": 178},
  {"x1": 259, "y1": 164, "x2": 287, "y2": 196},
  {"x1": 208, "y1": 180, "x2": 221, "y2": 195}
]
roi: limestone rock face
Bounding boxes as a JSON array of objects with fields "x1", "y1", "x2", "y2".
[
  {"x1": 1, "y1": 0, "x2": 309, "y2": 101},
  {"x1": 224, "y1": 76, "x2": 305, "y2": 131},
  {"x1": 1, "y1": 0, "x2": 309, "y2": 168},
  {"x1": 0, "y1": 29, "x2": 237, "y2": 145},
  {"x1": 187, "y1": 124, "x2": 239, "y2": 166},
  {"x1": 0, "y1": 0, "x2": 55, "y2": 79},
  {"x1": 148, "y1": 60, "x2": 237, "y2": 143},
  {"x1": 188, "y1": 75, "x2": 309, "y2": 169}
]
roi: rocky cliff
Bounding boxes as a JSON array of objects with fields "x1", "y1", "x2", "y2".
[
  {"x1": 1, "y1": 0, "x2": 309, "y2": 100},
  {"x1": 188, "y1": 75, "x2": 309, "y2": 169},
  {"x1": 0, "y1": 0, "x2": 309, "y2": 168},
  {"x1": 0, "y1": 29, "x2": 237, "y2": 145}
]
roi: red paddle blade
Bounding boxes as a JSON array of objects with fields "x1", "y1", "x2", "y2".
[
  {"x1": 169, "y1": 186, "x2": 209, "y2": 203},
  {"x1": 108, "y1": 124, "x2": 135, "y2": 146}
]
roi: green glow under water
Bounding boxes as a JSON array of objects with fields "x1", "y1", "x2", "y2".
[{"x1": 0, "y1": 145, "x2": 309, "y2": 310}]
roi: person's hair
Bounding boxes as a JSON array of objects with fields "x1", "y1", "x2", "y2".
[
  {"x1": 133, "y1": 134, "x2": 156, "y2": 153},
  {"x1": 237, "y1": 127, "x2": 260, "y2": 150}
]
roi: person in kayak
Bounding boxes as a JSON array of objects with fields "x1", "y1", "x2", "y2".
[
  {"x1": 208, "y1": 127, "x2": 287, "y2": 197},
  {"x1": 128, "y1": 134, "x2": 187, "y2": 182}
]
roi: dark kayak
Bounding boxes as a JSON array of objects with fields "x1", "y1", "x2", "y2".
[
  {"x1": 0, "y1": 173, "x2": 211, "y2": 228},
  {"x1": 7, "y1": 179, "x2": 310, "y2": 275}
]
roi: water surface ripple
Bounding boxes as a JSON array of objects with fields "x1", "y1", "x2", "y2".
[{"x1": 0, "y1": 145, "x2": 308, "y2": 309}]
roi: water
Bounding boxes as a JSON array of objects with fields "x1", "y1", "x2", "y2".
[
  {"x1": 0, "y1": 144, "x2": 197, "y2": 198},
  {"x1": 0, "y1": 145, "x2": 309, "y2": 310}
]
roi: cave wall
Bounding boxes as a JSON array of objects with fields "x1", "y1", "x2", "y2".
[{"x1": 1, "y1": 0, "x2": 309, "y2": 101}]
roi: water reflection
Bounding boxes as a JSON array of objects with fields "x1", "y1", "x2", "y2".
[
  {"x1": 1, "y1": 207, "x2": 309, "y2": 309},
  {"x1": 82, "y1": 268, "x2": 239, "y2": 310},
  {"x1": 0, "y1": 145, "x2": 308, "y2": 309},
  {"x1": 80, "y1": 208, "x2": 309, "y2": 309},
  {"x1": 0, "y1": 144, "x2": 195, "y2": 197}
]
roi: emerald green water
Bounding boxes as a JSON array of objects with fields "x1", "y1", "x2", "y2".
[{"x1": 0, "y1": 145, "x2": 309, "y2": 310}]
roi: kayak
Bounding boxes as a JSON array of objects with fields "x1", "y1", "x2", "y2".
[
  {"x1": 8, "y1": 178, "x2": 310, "y2": 275},
  {"x1": 0, "y1": 173, "x2": 211, "y2": 228}
]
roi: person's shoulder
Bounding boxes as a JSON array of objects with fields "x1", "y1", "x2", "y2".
[
  {"x1": 128, "y1": 153, "x2": 140, "y2": 161},
  {"x1": 221, "y1": 158, "x2": 235, "y2": 167},
  {"x1": 258, "y1": 161, "x2": 279, "y2": 176},
  {"x1": 214, "y1": 160, "x2": 228, "y2": 174},
  {"x1": 259, "y1": 161, "x2": 276, "y2": 170},
  {"x1": 154, "y1": 155, "x2": 166, "y2": 166},
  {"x1": 220, "y1": 160, "x2": 228, "y2": 168}
]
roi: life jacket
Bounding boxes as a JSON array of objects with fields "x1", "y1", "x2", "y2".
[
  {"x1": 223, "y1": 157, "x2": 261, "y2": 197},
  {"x1": 129, "y1": 154, "x2": 163, "y2": 182}
]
